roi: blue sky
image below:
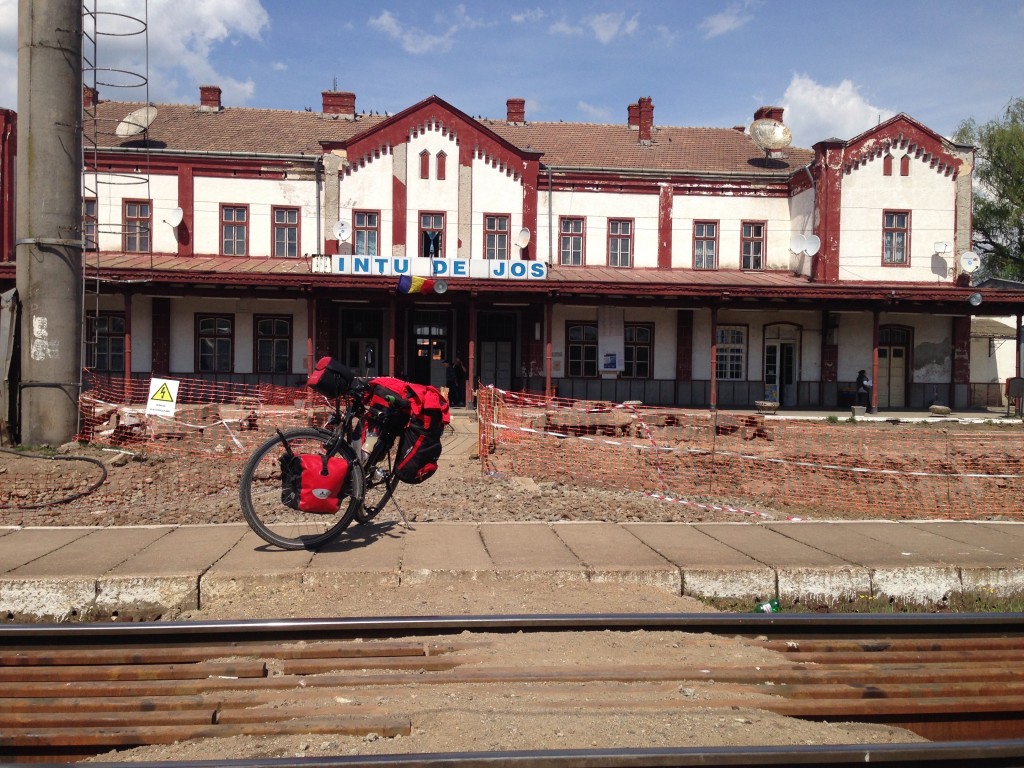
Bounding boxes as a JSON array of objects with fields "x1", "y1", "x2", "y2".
[{"x1": 1, "y1": 1, "x2": 1023, "y2": 148}]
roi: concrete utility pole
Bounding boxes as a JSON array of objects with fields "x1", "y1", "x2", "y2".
[{"x1": 15, "y1": 0, "x2": 83, "y2": 445}]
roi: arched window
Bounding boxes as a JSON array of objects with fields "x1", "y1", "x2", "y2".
[
  {"x1": 419, "y1": 149, "x2": 430, "y2": 179},
  {"x1": 436, "y1": 151, "x2": 447, "y2": 180},
  {"x1": 900, "y1": 155, "x2": 910, "y2": 176},
  {"x1": 883, "y1": 154, "x2": 893, "y2": 176}
]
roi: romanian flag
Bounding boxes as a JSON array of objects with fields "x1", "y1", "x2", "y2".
[{"x1": 397, "y1": 275, "x2": 436, "y2": 294}]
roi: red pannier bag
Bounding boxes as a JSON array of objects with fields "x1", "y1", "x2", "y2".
[
  {"x1": 394, "y1": 383, "x2": 450, "y2": 484},
  {"x1": 278, "y1": 433, "x2": 350, "y2": 513},
  {"x1": 362, "y1": 376, "x2": 414, "y2": 431},
  {"x1": 307, "y1": 356, "x2": 355, "y2": 399}
]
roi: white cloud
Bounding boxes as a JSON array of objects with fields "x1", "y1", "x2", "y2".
[
  {"x1": 549, "y1": 19, "x2": 583, "y2": 36},
  {"x1": 271, "y1": 61, "x2": 287, "y2": 72},
  {"x1": 699, "y1": 2, "x2": 756, "y2": 39},
  {"x1": 782, "y1": 74, "x2": 896, "y2": 146},
  {"x1": 369, "y1": 6, "x2": 488, "y2": 56},
  {"x1": 511, "y1": 8, "x2": 546, "y2": 24},
  {"x1": 577, "y1": 101, "x2": 611, "y2": 121},
  {"x1": 588, "y1": 12, "x2": 639, "y2": 44},
  {"x1": 370, "y1": 10, "x2": 457, "y2": 55}
]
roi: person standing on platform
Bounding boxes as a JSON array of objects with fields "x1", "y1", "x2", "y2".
[{"x1": 856, "y1": 369, "x2": 873, "y2": 408}]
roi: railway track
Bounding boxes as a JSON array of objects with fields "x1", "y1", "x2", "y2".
[{"x1": 4, "y1": 613, "x2": 1024, "y2": 765}]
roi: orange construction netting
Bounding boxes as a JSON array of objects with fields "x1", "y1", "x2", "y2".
[{"x1": 476, "y1": 386, "x2": 1024, "y2": 520}]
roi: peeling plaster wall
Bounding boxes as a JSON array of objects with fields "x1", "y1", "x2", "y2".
[
  {"x1": 547, "y1": 190, "x2": 660, "y2": 268},
  {"x1": 838, "y1": 150, "x2": 956, "y2": 282},
  {"x1": 672, "y1": 194, "x2": 792, "y2": 270},
  {"x1": 470, "y1": 159, "x2": 526, "y2": 258},
  {"x1": 342, "y1": 151, "x2": 395, "y2": 254},
  {"x1": 90, "y1": 173, "x2": 179, "y2": 253},
  {"x1": 192, "y1": 177, "x2": 315, "y2": 256}
]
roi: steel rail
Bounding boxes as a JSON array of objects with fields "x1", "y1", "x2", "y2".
[
  {"x1": 4, "y1": 612, "x2": 1024, "y2": 645},
  {"x1": 77, "y1": 739, "x2": 1024, "y2": 768}
]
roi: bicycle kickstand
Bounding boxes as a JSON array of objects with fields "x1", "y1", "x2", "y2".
[{"x1": 390, "y1": 495, "x2": 413, "y2": 529}]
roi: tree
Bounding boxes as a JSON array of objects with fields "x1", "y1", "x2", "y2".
[{"x1": 955, "y1": 98, "x2": 1024, "y2": 281}]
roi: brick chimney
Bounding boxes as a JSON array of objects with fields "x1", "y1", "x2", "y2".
[
  {"x1": 322, "y1": 91, "x2": 356, "y2": 117},
  {"x1": 754, "y1": 106, "x2": 784, "y2": 122},
  {"x1": 627, "y1": 102, "x2": 639, "y2": 129},
  {"x1": 506, "y1": 98, "x2": 526, "y2": 124},
  {"x1": 199, "y1": 85, "x2": 222, "y2": 111},
  {"x1": 638, "y1": 96, "x2": 654, "y2": 144},
  {"x1": 83, "y1": 86, "x2": 98, "y2": 108}
]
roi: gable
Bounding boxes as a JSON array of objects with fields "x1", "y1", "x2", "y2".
[
  {"x1": 327, "y1": 95, "x2": 542, "y2": 180},
  {"x1": 839, "y1": 113, "x2": 962, "y2": 179}
]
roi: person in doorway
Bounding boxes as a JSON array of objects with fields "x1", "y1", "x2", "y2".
[
  {"x1": 443, "y1": 359, "x2": 458, "y2": 405},
  {"x1": 856, "y1": 369, "x2": 873, "y2": 407},
  {"x1": 452, "y1": 357, "x2": 467, "y2": 407}
]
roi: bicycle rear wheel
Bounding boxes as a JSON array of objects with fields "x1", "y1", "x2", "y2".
[
  {"x1": 239, "y1": 428, "x2": 364, "y2": 550},
  {"x1": 356, "y1": 435, "x2": 400, "y2": 524}
]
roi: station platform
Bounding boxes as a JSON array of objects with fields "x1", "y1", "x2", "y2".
[
  {"x1": 4, "y1": 518, "x2": 1024, "y2": 623},
  {"x1": 2, "y1": 405, "x2": 1022, "y2": 623}
]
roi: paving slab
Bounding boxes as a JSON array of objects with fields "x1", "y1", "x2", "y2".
[
  {"x1": 0, "y1": 527, "x2": 96, "y2": 573},
  {"x1": 904, "y1": 522, "x2": 1024, "y2": 594},
  {"x1": 200, "y1": 528, "x2": 315, "y2": 609},
  {"x1": 8, "y1": 526, "x2": 173, "y2": 577},
  {"x1": 765, "y1": 522, "x2": 960, "y2": 603},
  {"x1": 698, "y1": 523, "x2": 869, "y2": 602},
  {"x1": 1, "y1": 527, "x2": 173, "y2": 621},
  {"x1": 304, "y1": 521, "x2": 406, "y2": 590},
  {"x1": 98, "y1": 525, "x2": 250, "y2": 618},
  {"x1": 480, "y1": 523, "x2": 588, "y2": 585},
  {"x1": 623, "y1": 523, "x2": 775, "y2": 600},
  {"x1": 552, "y1": 523, "x2": 680, "y2": 593},
  {"x1": 400, "y1": 523, "x2": 494, "y2": 584}
]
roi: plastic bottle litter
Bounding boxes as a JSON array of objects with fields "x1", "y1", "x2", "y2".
[{"x1": 753, "y1": 598, "x2": 781, "y2": 613}]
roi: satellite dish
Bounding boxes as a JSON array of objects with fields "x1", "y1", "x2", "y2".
[
  {"x1": 749, "y1": 118, "x2": 793, "y2": 152},
  {"x1": 959, "y1": 251, "x2": 981, "y2": 273},
  {"x1": 333, "y1": 220, "x2": 351, "y2": 241},
  {"x1": 165, "y1": 207, "x2": 184, "y2": 227},
  {"x1": 433, "y1": 279, "x2": 448, "y2": 294},
  {"x1": 115, "y1": 106, "x2": 157, "y2": 137},
  {"x1": 515, "y1": 228, "x2": 531, "y2": 249},
  {"x1": 789, "y1": 234, "x2": 807, "y2": 254},
  {"x1": 804, "y1": 235, "x2": 820, "y2": 256},
  {"x1": 967, "y1": 292, "x2": 983, "y2": 307}
]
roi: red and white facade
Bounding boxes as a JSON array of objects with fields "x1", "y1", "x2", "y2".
[{"x1": 1, "y1": 87, "x2": 1022, "y2": 411}]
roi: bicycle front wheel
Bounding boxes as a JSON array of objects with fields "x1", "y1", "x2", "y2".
[{"x1": 239, "y1": 428, "x2": 364, "y2": 550}]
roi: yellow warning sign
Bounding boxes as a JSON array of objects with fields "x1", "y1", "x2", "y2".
[
  {"x1": 150, "y1": 383, "x2": 175, "y2": 402},
  {"x1": 146, "y1": 377, "x2": 180, "y2": 417}
]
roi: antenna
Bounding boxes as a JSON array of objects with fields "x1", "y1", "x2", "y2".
[
  {"x1": 789, "y1": 233, "x2": 820, "y2": 256},
  {"x1": 333, "y1": 220, "x2": 351, "y2": 241},
  {"x1": 433, "y1": 279, "x2": 448, "y2": 294},
  {"x1": 959, "y1": 251, "x2": 981, "y2": 274},
  {"x1": 115, "y1": 106, "x2": 158, "y2": 137},
  {"x1": 515, "y1": 228, "x2": 531, "y2": 249},
  {"x1": 164, "y1": 207, "x2": 183, "y2": 227},
  {"x1": 749, "y1": 117, "x2": 793, "y2": 158}
]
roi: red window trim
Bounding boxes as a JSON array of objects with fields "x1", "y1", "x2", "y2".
[
  {"x1": 353, "y1": 209, "x2": 381, "y2": 256},
  {"x1": 558, "y1": 216, "x2": 586, "y2": 266},
  {"x1": 483, "y1": 213, "x2": 510, "y2": 260},
  {"x1": 270, "y1": 205, "x2": 300, "y2": 258},
  {"x1": 122, "y1": 198, "x2": 152, "y2": 253},
  {"x1": 419, "y1": 150, "x2": 430, "y2": 179},
  {"x1": 693, "y1": 219, "x2": 719, "y2": 270},
  {"x1": 900, "y1": 155, "x2": 910, "y2": 176},
  {"x1": 418, "y1": 211, "x2": 445, "y2": 258},
  {"x1": 436, "y1": 151, "x2": 447, "y2": 181},
  {"x1": 883, "y1": 154, "x2": 893, "y2": 176},
  {"x1": 607, "y1": 217, "x2": 634, "y2": 268},
  {"x1": 220, "y1": 203, "x2": 249, "y2": 257},
  {"x1": 882, "y1": 209, "x2": 911, "y2": 268},
  {"x1": 740, "y1": 220, "x2": 766, "y2": 271}
]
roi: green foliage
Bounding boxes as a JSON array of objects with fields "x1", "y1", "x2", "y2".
[{"x1": 955, "y1": 99, "x2": 1024, "y2": 281}]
